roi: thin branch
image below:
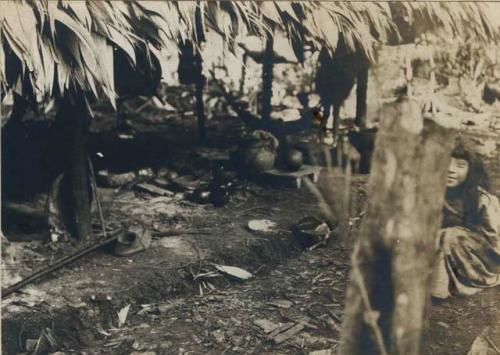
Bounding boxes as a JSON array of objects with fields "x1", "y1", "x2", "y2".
[
  {"x1": 88, "y1": 156, "x2": 107, "y2": 239},
  {"x1": 352, "y1": 250, "x2": 389, "y2": 355}
]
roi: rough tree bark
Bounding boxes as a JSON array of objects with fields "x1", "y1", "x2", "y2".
[
  {"x1": 338, "y1": 97, "x2": 455, "y2": 355},
  {"x1": 55, "y1": 96, "x2": 92, "y2": 240},
  {"x1": 261, "y1": 30, "x2": 274, "y2": 123}
]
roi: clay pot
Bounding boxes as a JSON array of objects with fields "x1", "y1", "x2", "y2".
[
  {"x1": 235, "y1": 140, "x2": 275, "y2": 175},
  {"x1": 243, "y1": 143, "x2": 276, "y2": 173},
  {"x1": 285, "y1": 149, "x2": 303, "y2": 171}
]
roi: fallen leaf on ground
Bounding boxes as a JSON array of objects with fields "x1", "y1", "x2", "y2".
[
  {"x1": 132, "y1": 340, "x2": 147, "y2": 351},
  {"x1": 294, "y1": 332, "x2": 330, "y2": 347},
  {"x1": 211, "y1": 330, "x2": 225, "y2": 344},
  {"x1": 254, "y1": 318, "x2": 280, "y2": 333},
  {"x1": 214, "y1": 265, "x2": 253, "y2": 280},
  {"x1": 117, "y1": 304, "x2": 131, "y2": 327},
  {"x1": 248, "y1": 219, "x2": 277, "y2": 232},
  {"x1": 467, "y1": 327, "x2": 500, "y2": 355},
  {"x1": 267, "y1": 299, "x2": 293, "y2": 309},
  {"x1": 96, "y1": 325, "x2": 111, "y2": 337},
  {"x1": 437, "y1": 321, "x2": 450, "y2": 329},
  {"x1": 158, "y1": 300, "x2": 183, "y2": 313},
  {"x1": 271, "y1": 323, "x2": 305, "y2": 344},
  {"x1": 309, "y1": 350, "x2": 333, "y2": 355},
  {"x1": 25, "y1": 339, "x2": 38, "y2": 352},
  {"x1": 135, "y1": 183, "x2": 174, "y2": 197},
  {"x1": 268, "y1": 322, "x2": 296, "y2": 338}
]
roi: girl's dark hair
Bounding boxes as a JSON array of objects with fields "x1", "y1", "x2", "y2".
[{"x1": 450, "y1": 140, "x2": 490, "y2": 225}]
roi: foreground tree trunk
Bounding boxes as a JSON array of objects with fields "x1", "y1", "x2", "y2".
[
  {"x1": 55, "y1": 96, "x2": 92, "y2": 240},
  {"x1": 338, "y1": 97, "x2": 455, "y2": 355},
  {"x1": 261, "y1": 31, "x2": 274, "y2": 123}
]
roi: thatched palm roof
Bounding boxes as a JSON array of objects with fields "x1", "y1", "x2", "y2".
[
  {"x1": 0, "y1": 1, "x2": 264, "y2": 106},
  {"x1": 395, "y1": 2, "x2": 500, "y2": 43},
  {"x1": 1, "y1": 1, "x2": 499, "y2": 109}
]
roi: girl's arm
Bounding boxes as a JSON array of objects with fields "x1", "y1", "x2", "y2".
[{"x1": 477, "y1": 190, "x2": 500, "y2": 237}]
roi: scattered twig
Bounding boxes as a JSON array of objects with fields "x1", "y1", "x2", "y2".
[
  {"x1": 303, "y1": 177, "x2": 335, "y2": 222},
  {"x1": 88, "y1": 156, "x2": 107, "y2": 239},
  {"x1": 329, "y1": 310, "x2": 342, "y2": 323},
  {"x1": 152, "y1": 230, "x2": 210, "y2": 238},
  {"x1": 186, "y1": 239, "x2": 203, "y2": 279},
  {"x1": 221, "y1": 344, "x2": 232, "y2": 355},
  {"x1": 235, "y1": 206, "x2": 268, "y2": 216},
  {"x1": 134, "y1": 100, "x2": 152, "y2": 113},
  {"x1": 485, "y1": 336, "x2": 500, "y2": 355},
  {"x1": 352, "y1": 254, "x2": 389, "y2": 355},
  {"x1": 271, "y1": 323, "x2": 305, "y2": 344}
]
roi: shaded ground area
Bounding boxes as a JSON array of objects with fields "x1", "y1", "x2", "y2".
[
  {"x1": 1, "y1": 179, "x2": 331, "y2": 354},
  {"x1": 75, "y1": 248, "x2": 499, "y2": 355},
  {"x1": 72, "y1": 244, "x2": 351, "y2": 355}
]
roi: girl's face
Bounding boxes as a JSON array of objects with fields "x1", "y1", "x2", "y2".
[{"x1": 447, "y1": 157, "x2": 469, "y2": 188}]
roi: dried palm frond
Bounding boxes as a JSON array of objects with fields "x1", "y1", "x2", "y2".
[
  {"x1": 255, "y1": 1, "x2": 395, "y2": 61},
  {"x1": 2, "y1": 1, "x2": 499, "y2": 111},
  {"x1": 2, "y1": 1, "x2": 154, "y2": 107},
  {"x1": 253, "y1": 2, "x2": 499, "y2": 63},
  {"x1": 0, "y1": 1, "x2": 269, "y2": 108},
  {"x1": 398, "y1": 2, "x2": 500, "y2": 43}
]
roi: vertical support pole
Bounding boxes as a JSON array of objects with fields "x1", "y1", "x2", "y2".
[
  {"x1": 56, "y1": 95, "x2": 92, "y2": 240},
  {"x1": 239, "y1": 52, "x2": 248, "y2": 96},
  {"x1": 356, "y1": 67, "x2": 369, "y2": 129},
  {"x1": 261, "y1": 30, "x2": 274, "y2": 123}
]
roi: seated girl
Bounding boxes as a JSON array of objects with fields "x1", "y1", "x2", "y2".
[{"x1": 431, "y1": 141, "x2": 500, "y2": 299}]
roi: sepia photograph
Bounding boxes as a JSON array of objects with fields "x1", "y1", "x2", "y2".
[{"x1": 1, "y1": 1, "x2": 499, "y2": 354}]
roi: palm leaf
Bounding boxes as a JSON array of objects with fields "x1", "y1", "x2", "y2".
[{"x1": 2, "y1": 0, "x2": 500, "y2": 111}]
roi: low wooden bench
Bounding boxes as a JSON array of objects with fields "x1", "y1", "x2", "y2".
[{"x1": 262, "y1": 165, "x2": 323, "y2": 189}]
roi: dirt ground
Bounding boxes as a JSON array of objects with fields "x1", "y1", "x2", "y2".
[
  {"x1": 2, "y1": 94, "x2": 500, "y2": 354},
  {"x1": 72, "y1": 246, "x2": 500, "y2": 355},
  {"x1": 4, "y1": 239, "x2": 498, "y2": 355}
]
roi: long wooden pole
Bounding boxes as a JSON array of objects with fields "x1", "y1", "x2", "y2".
[
  {"x1": 56, "y1": 96, "x2": 92, "y2": 240},
  {"x1": 1, "y1": 229, "x2": 209, "y2": 298},
  {"x1": 261, "y1": 30, "x2": 274, "y2": 123},
  {"x1": 1, "y1": 230, "x2": 122, "y2": 298}
]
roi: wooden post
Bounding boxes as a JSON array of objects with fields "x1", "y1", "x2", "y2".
[
  {"x1": 338, "y1": 97, "x2": 455, "y2": 355},
  {"x1": 55, "y1": 96, "x2": 92, "y2": 241},
  {"x1": 261, "y1": 30, "x2": 274, "y2": 123},
  {"x1": 405, "y1": 48, "x2": 413, "y2": 97},
  {"x1": 239, "y1": 52, "x2": 248, "y2": 96},
  {"x1": 195, "y1": 60, "x2": 206, "y2": 144},
  {"x1": 194, "y1": 2, "x2": 206, "y2": 144},
  {"x1": 429, "y1": 50, "x2": 436, "y2": 95},
  {"x1": 355, "y1": 67, "x2": 369, "y2": 129}
]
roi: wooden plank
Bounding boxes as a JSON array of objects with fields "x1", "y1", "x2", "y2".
[
  {"x1": 265, "y1": 165, "x2": 322, "y2": 178},
  {"x1": 195, "y1": 148, "x2": 231, "y2": 161},
  {"x1": 261, "y1": 165, "x2": 322, "y2": 189},
  {"x1": 135, "y1": 183, "x2": 174, "y2": 197}
]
